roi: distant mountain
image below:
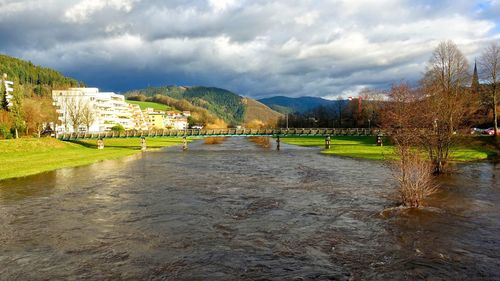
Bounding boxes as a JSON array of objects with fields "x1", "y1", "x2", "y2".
[
  {"x1": 258, "y1": 96, "x2": 339, "y2": 114},
  {"x1": 0, "y1": 54, "x2": 81, "y2": 96},
  {"x1": 125, "y1": 86, "x2": 282, "y2": 127}
]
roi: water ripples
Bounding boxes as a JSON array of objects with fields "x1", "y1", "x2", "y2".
[{"x1": 0, "y1": 138, "x2": 499, "y2": 280}]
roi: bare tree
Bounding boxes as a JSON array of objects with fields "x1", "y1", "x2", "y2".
[
  {"x1": 421, "y1": 40, "x2": 473, "y2": 173},
  {"x1": 0, "y1": 109, "x2": 12, "y2": 138},
  {"x1": 382, "y1": 83, "x2": 424, "y2": 144},
  {"x1": 479, "y1": 42, "x2": 499, "y2": 136},
  {"x1": 64, "y1": 96, "x2": 85, "y2": 132},
  {"x1": 382, "y1": 83, "x2": 438, "y2": 207},
  {"x1": 359, "y1": 88, "x2": 385, "y2": 128},
  {"x1": 425, "y1": 41, "x2": 470, "y2": 94},
  {"x1": 81, "y1": 102, "x2": 96, "y2": 132}
]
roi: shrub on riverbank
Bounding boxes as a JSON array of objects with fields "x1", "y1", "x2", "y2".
[
  {"x1": 392, "y1": 147, "x2": 438, "y2": 207},
  {"x1": 248, "y1": 136, "x2": 271, "y2": 148}
]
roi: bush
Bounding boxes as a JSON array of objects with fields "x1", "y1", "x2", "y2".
[
  {"x1": 392, "y1": 147, "x2": 438, "y2": 207},
  {"x1": 0, "y1": 124, "x2": 12, "y2": 139},
  {"x1": 126, "y1": 93, "x2": 147, "y2": 101},
  {"x1": 110, "y1": 124, "x2": 125, "y2": 132}
]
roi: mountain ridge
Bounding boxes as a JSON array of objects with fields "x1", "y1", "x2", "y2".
[{"x1": 258, "y1": 96, "x2": 340, "y2": 114}]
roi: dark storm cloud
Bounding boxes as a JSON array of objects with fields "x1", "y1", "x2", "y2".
[{"x1": 0, "y1": 0, "x2": 498, "y2": 98}]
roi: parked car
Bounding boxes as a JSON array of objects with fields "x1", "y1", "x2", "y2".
[
  {"x1": 41, "y1": 127, "x2": 54, "y2": 136},
  {"x1": 470, "y1": 127, "x2": 485, "y2": 135},
  {"x1": 483, "y1": 127, "x2": 500, "y2": 135}
]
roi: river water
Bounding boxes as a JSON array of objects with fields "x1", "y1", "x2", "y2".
[{"x1": 0, "y1": 138, "x2": 499, "y2": 280}]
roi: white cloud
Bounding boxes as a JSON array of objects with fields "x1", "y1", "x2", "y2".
[
  {"x1": 208, "y1": 0, "x2": 238, "y2": 13},
  {"x1": 294, "y1": 11, "x2": 319, "y2": 26},
  {"x1": 64, "y1": 0, "x2": 135, "y2": 23}
]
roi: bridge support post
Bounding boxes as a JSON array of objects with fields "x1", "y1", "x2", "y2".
[
  {"x1": 276, "y1": 135, "x2": 281, "y2": 151},
  {"x1": 141, "y1": 137, "x2": 147, "y2": 151},
  {"x1": 97, "y1": 138, "x2": 104, "y2": 149},
  {"x1": 182, "y1": 136, "x2": 188, "y2": 151},
  {"x1": 376, "y1": 134, "x2": 383, "y2": 146},
  {"x1": 325, "y1": 135, "x2": 331, "y2": 149}
]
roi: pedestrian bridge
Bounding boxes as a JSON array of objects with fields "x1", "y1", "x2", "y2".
[{"x1": 57, "y1": 128, "x2": 382, "y2": 141}]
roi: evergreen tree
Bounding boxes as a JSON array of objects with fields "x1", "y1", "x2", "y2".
[
  {"x1": 35, "y1": 73, "x2": 42, "y2": 96},
  {"x1": 0, "y1": 78, "x2": 7, "y2": 111}
]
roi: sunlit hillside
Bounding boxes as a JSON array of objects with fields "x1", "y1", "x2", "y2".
[{"x1": 243, "y1": 98, "x2": 283, "y2": 128}]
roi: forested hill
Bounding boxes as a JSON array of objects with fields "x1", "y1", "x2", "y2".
[
  {"x1": 0, "y1": 54, "x2": 81, "y2": 96},
  {"x1": 258, "y1": 96, "x2": 339, "y2": 114},
  {"x1": 126, "y1": 86, "x2": 281, "y2": 127},
  {"x1": 128, "y1": 86, "x2": 245, "y2": 125},
  {"x1": 185, "y1": 87, "x2": 246, "y2": 125}
]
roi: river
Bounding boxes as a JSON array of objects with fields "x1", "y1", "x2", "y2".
[{"x1": 0, "y1": 138, "x2": 499, "y2": 280}]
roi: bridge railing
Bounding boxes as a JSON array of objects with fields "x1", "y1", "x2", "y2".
[{"x1": 57, "y1": 128, "x2": 383, "y2": 140}]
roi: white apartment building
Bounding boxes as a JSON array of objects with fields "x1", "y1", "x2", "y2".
[
  {"x1": 129, "y1": 104, "x2": 149, "y2": 131},
  {"x1": 164, "y1": 111, "x2": 189, "y2": 130},
  {"x1": 52, "y1": 88, "x2": 147, "y2": 133}
]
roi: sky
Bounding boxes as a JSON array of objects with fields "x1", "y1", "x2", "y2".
[{"x1": 0, "y1": 0, "x2": 499, "y2": 99}]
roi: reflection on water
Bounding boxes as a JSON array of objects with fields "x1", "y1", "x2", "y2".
[{"x1": 0, "y1": 137, "x2": 498, "y2": 280}]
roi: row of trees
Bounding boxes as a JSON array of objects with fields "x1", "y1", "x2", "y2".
[
  {"x1": 0, "y1": 81, "x2": 59, "y2": 138},
  {"x1": 277, "y1": 91, "x2": 385, "y2": 128}
]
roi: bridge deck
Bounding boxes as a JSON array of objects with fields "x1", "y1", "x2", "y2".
[{"x1": 57, "y1": 128, "x2": 382, "y2": 141}]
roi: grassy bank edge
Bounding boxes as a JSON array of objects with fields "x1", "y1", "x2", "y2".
[
  {"x1": 0, "y1": 137, "x2": 192, "y2": 181},
  {"x1": 278, "y1": 136, "x2": 498, "y2": 162}
]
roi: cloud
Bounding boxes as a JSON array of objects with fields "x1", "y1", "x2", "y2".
[
  {"x1": 208, "y1": 0, "x2": 238, "y2": 13},
  {"x1": 294, "y1": 11, "x2": 319, "y2": 26},
  {"x1": 0, "y1": 0, "x2": 498, "y2": 98},
  {"x1": 64, "y1": 0, "x2": 136, "y2": 23}
]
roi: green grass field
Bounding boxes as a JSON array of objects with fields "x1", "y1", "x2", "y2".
[
  {"x1": 450, "y1": 136, "x2": 499, "y2": 162},
  {"x1": 0, "y1": 137, "x2": 189, "y2": 180},
  {"x1": 126, "y1": 100, "x2": 176, "y2": 111},
  {"x1": 280, "y1": 136, "x2": 498, "y2": 162}
]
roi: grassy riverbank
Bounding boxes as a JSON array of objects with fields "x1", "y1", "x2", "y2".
[
  {"x1": 0, "y1": 137, "x2": 189, "y2": 180},
  {"x1": 280, "y1": 136, "x2": 498, "y2": 162}
]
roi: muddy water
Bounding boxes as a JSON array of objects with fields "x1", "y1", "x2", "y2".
[{"x1": 0, "y1": 138, "x2": 498, "y2": 280}]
